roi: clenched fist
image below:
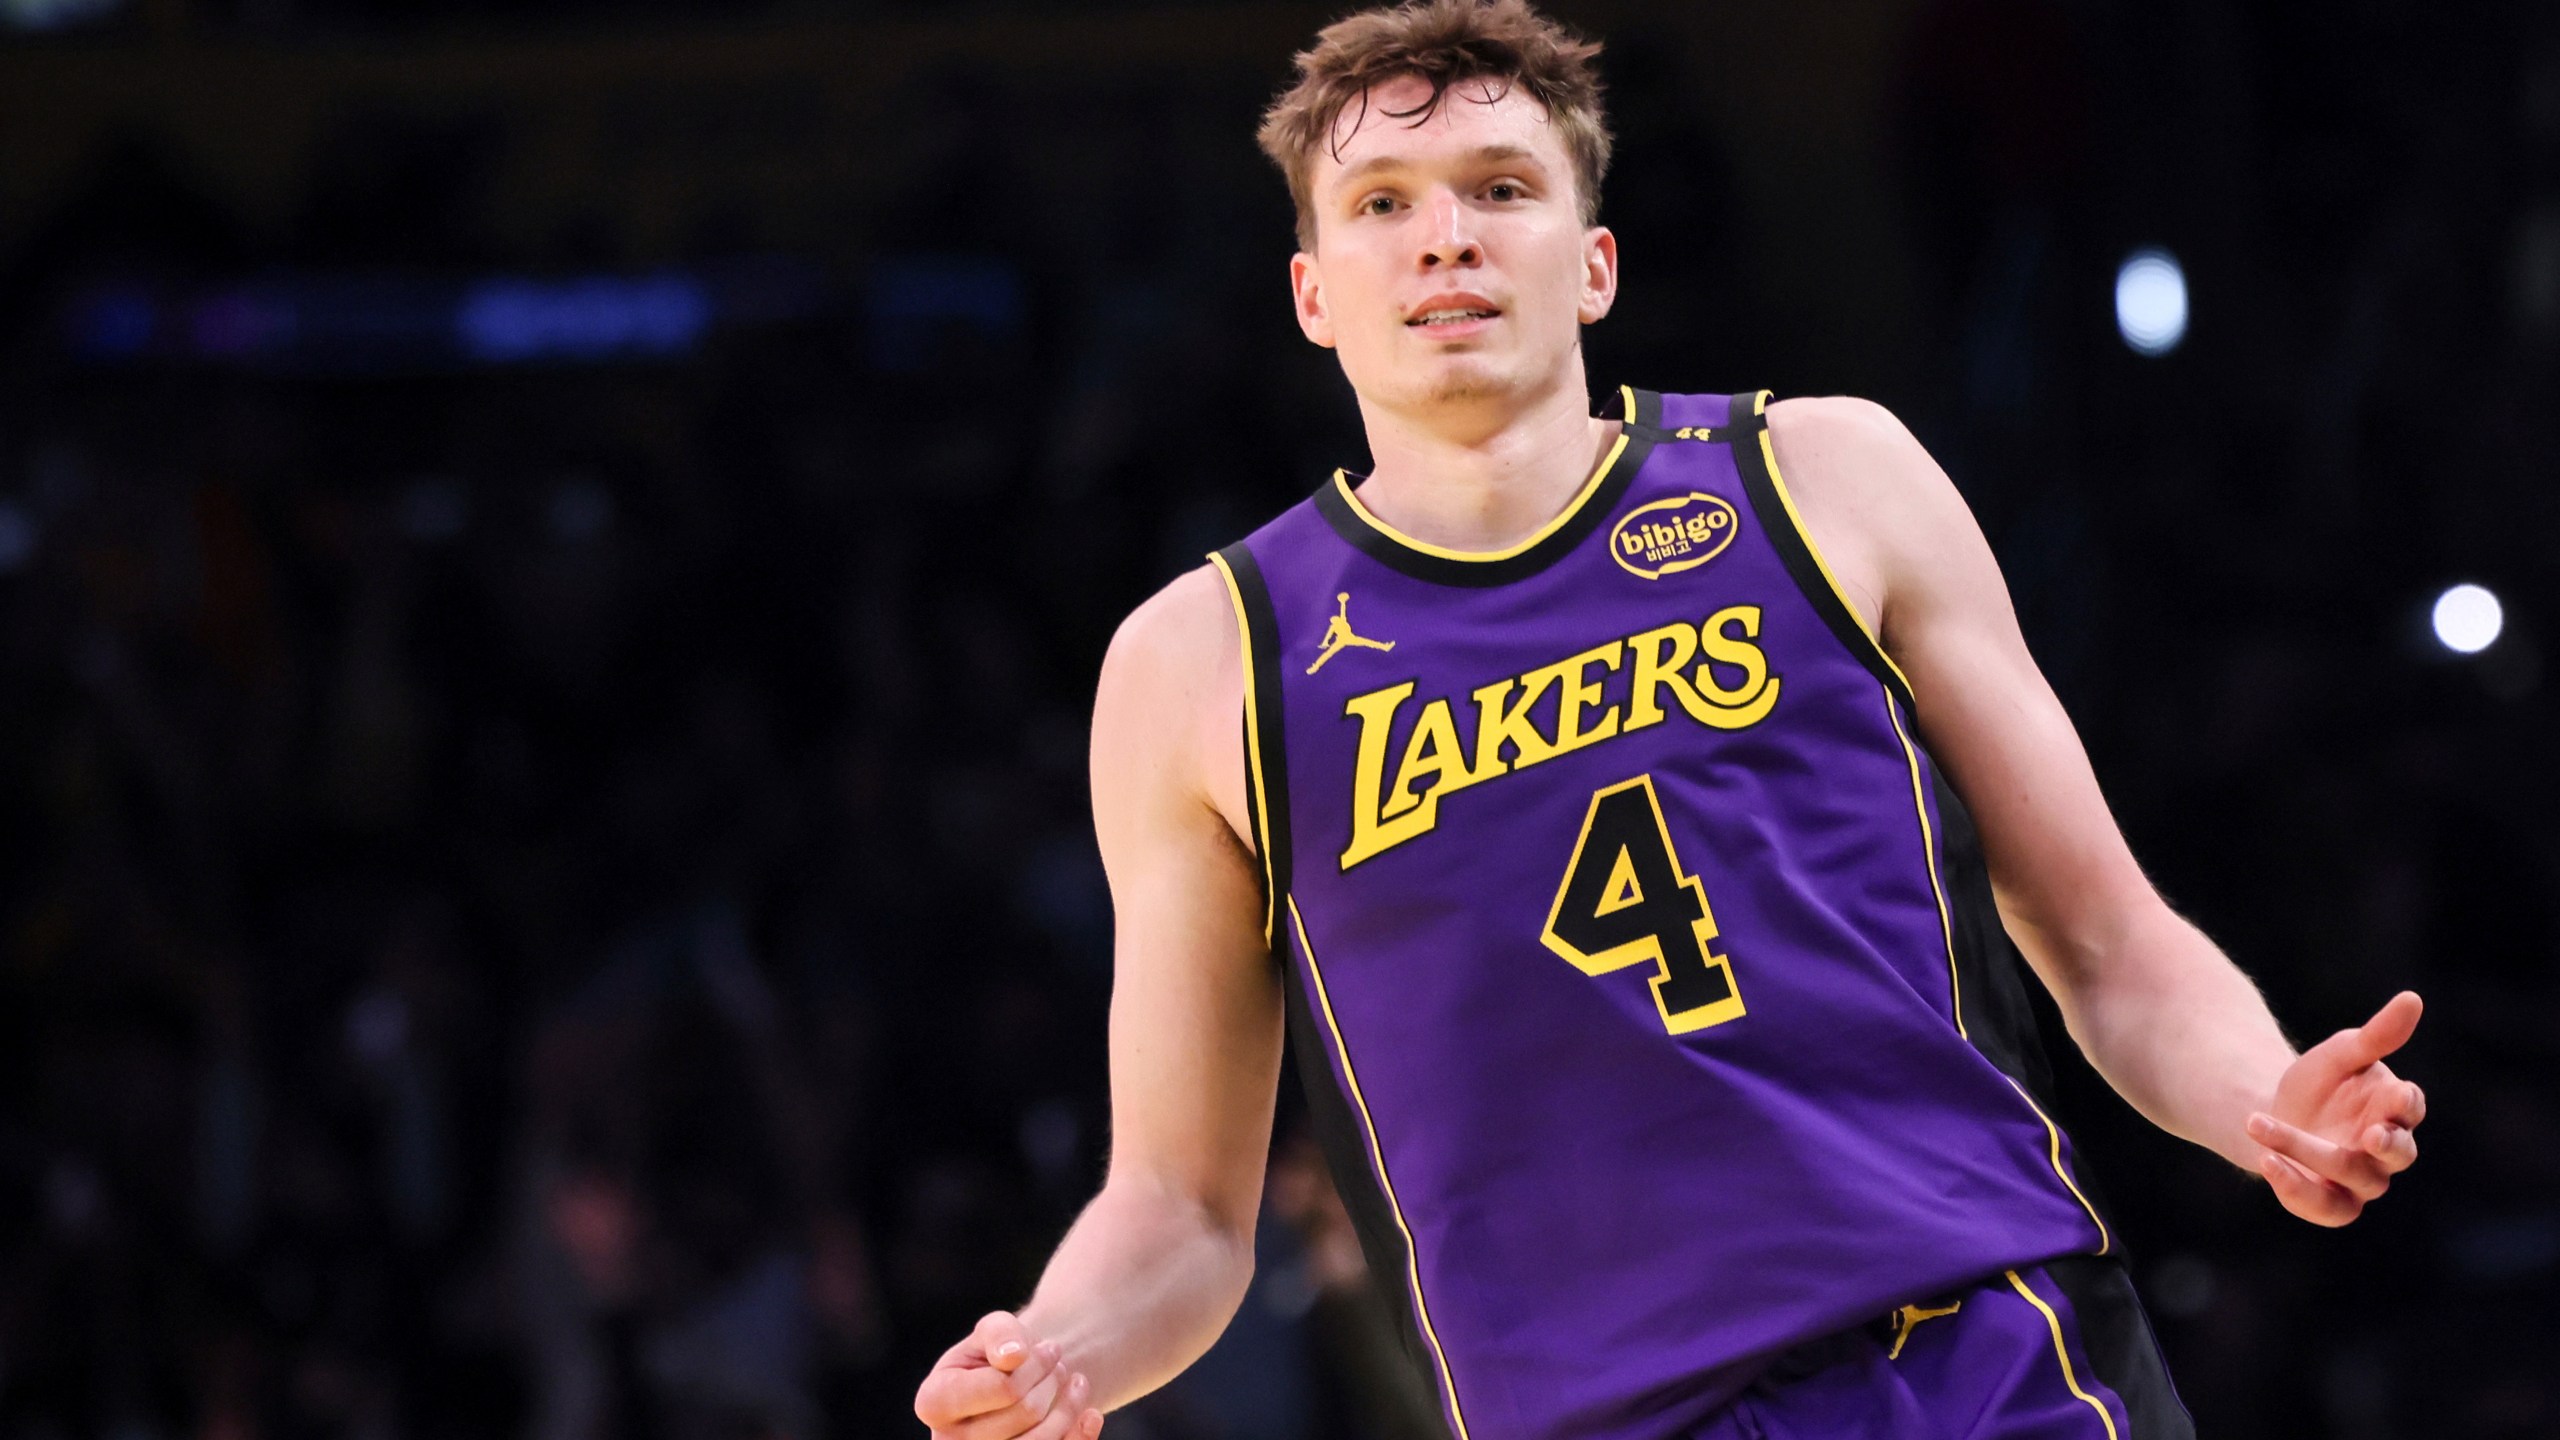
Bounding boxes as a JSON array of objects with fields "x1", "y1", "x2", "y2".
[{"x1": 914, "y1": 1311, "x2": 1106, "y2": 1440}]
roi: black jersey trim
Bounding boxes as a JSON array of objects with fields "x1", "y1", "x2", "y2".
[
  {"x1": 2044, "y1": 1256, "x2": 2197, "y2": 1440},
  {"x1": 1286, "y1": 898, "x2": 1471, "y2": 1438},
  {"x1": 1206, "y1": 543, "x2": 1292, "y2": 943},
  {"x1": 1276, "y1": 954, "x2": 1456, "y2": 1438},
  {"x1": 1929, "y1": 759, "x2": 2060, "y2": 1103},
  {"x1": 1728, "y1": 390, "x2": 1917, "y2": 712},
  {"x1": 1927, "y1": 748, "x2": 2125, "y2": 1256},
  {"x1": 1311, "y1": 388, "x2": 1660, "y2": 588}
]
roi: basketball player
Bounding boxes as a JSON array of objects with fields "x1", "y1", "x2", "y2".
[{"x1": 914, "y1": 3, "x2": 2428, "y2": 1436}]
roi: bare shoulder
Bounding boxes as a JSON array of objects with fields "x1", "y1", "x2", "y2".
[
  {"x1": 1099, "y1": 563, "x2": 1239, "y2": 712},
  {"x1": 1771, "y1": 392, "x2": 2007, "y2": 638},
  {"x1": 1762, "y1": 395, "x2": 1946, "y2": 509},
  {"x1": 1762, "y1": 395, "x2": 1984, "y2": 637},
  {"x1": 1093, "y1": 563, "x2": 1250, "y2": 846}
]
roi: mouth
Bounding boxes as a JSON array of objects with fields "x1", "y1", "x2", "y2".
[
  {"x1": 1405, "y1": 306, "x2": 1502, "y2": 329},
  {"x1": 1404, "y1": 292, "x2": 1503, "y2": 329}
]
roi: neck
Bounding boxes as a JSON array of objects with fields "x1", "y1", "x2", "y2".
[{"x1": 1350, "y1": 364, "x2": 1620, "y2": 553}]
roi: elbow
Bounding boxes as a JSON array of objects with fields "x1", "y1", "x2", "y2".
[
  {"x1": 1996, "y1": 883, "x2": 2172, "y2": 1009},
  {"x1": 1101, "y1": 1163, "x2": 1263, "y2": 1273}
]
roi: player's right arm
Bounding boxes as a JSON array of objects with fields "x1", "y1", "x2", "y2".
[{"x1": 913, "y1": 565, "x2": 1285, "y2": 1438}]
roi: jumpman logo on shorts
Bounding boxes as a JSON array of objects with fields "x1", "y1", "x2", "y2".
[
  {"x1": 1307, "y1": 592, "x2": 1396, "y2": 674},
  {"x1": 1886, "y1": 1299, "x2": 1964, "y2": 1360}
]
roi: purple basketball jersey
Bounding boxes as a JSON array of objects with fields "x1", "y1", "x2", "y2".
[{"x1": 1207, "y1": 389, "x2": 2112, "y2": 1440}]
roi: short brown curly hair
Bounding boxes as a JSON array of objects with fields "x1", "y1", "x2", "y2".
[{"x1": 1255, "y1": 0, "x2": 1613, "y2": 252}]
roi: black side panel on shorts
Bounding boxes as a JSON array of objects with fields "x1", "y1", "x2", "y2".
[{"x1": 2047, "y1": 1256, "x2": 2196, "y2": 1440}]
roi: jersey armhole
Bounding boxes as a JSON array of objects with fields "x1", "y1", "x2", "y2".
[
  {"x1": 1729, "y1": 389, "x2": 1918, "y2": 711},
  {"x1": 1205, "y1": 544, "x2": 1292, "y2": 945}
]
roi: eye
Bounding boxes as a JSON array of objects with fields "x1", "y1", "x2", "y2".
[
  {"x1": 1487, "y1": 181, "x2": 1524, "y2": 202},
  {"x1": 1361, "y1": 194, "x2": 1399, "y2": 216}
]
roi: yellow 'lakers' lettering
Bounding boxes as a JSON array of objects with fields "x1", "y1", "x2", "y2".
[
  {"x1": 1339, "y1": 605, "x2": 1783, "y2": 869},
  {"x1": 1342, "y1": 682, "x2": 1432, "y2": 860},
  {"x1": 1699, "y1": 607, "x2": 1781, "y2": 719},
  {"x1": 1624, "y1": 608, "x2": 1781, "y2": 731},
  {"x1": 1383, "y1": 698, "x2": 1467, "y2": 821},
  {"x1": 1552, "y1": 640, "x2": 1625, "y2": 752},
  {"x1": 1470, "y1": 670, "x2": 1561, "y2": 775},
  {"x1": 1625, "y1": 621, "x2": 1703, "y2": 730}
]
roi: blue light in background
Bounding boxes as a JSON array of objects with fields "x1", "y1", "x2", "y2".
[
  {"x1": 458, "y1": 273, "x2": 709, "y2": 362},
  {"x1": 1, "y1": 0, "x2": 125, "y2": 30},
  {"x1": 0, "y1": 501, "x2": 36, "y2": 576},
  {"x1": 67, "y1": 288, "x2": 158, "y2": 358},
  {"x1": 59, "y1": 263, "x2": 807, "y2": 370},
  {"x1": 2114, "y1": 248, "x2": 2189, "y2": 356}
]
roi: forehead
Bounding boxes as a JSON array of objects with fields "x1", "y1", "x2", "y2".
[{"x1": 1317, "y1": 71, "x2": 1564, "y2": 188}]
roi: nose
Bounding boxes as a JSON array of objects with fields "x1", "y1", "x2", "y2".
[{"x1": 1416, "y1": 188, "x2": 1480, "y2": 270}]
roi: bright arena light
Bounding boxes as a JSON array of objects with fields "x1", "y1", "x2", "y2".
[
  {"x1": 2431, "y1": 583, "x2": 2504, "y2": 655},
  {"x1": 2114, "y1": 248, "x2": 2189, "y2": 356}
]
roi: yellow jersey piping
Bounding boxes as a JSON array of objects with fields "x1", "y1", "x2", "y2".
[
  {"x1": 1749, "y1": 390, "x2": 1918, "y2": 700},
  {"x1": 1206, "y1": 551, "x2": 1278, "y2": 946},
  {"x1": 1287, "y1": 896, "x2": 1471, "y2": 1439},
  {"x1": 1883, "y1": 683, "x2": 2111, "y2": 1254},
  {"x1": 2003, "y1": 1074, "x2": 2112, "y2": 1255},
  {"x1": 2004, "y1": 1269, "x2": 2123, "y2": 1440},
  {"x1": 1881, "y1": 686, "x2": 1969, "y2": 1040},
  {"x1": 1326, "y1": 387, "x2": 1639, "y2": 565}
]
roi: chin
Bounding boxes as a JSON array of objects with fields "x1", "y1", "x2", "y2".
[{"x1": 1411, "y1": 355, "x2": 1523, "y2": 407}]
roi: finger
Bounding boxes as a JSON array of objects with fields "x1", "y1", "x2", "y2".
[
  {"x1": 920, "y1": 1348, "x2": 1055, "y2": 1427},
  {"x1": 917, "y1": 1364, "x2": 1007, "y2": 1428},
  {"x1": 1018, "y1": 1374, "x2": 1093, "y2": 1440},
  {"x1": 1080, "y1": 1410, "x2": 1107, "y2": 1438},
  {"x1": 2360, "y1": 1122, "x2": 2418, "y2": 1173},
  {"x1": 2247, "y1": 1112, "x2": 2390, "y2": 1200},
  {"x1": 2259, "y1": 1151, "x2": 2360, "y2": 1227},
  {"x1": 978, "y1": 1312, "x2": 1036, "y2": 1373},
  {"x1": 2397, "y1": 1081, "x2": 2426, "y2": 1129},
  {"x1": 2346, "y1": 991, "x2": 2423, "y2": 1070},
  {"x1": 952, "y1": 1366, "x2": 1064, "y2": 1440},
  {"x1": 917, "y1": 1367, "x2": 1018, "y2": 1428}
]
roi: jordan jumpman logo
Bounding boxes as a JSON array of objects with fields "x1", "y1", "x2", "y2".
[
  {"x1": 1886, "y1": 1300, "x2": 1964, "y2": 1360},
  {"x1": 1307, "y1": 592, "x2": 1396, "y2": 674}
]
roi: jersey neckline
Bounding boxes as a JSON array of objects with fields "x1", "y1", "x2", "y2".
[{"x1": 1312, "y1": 384, "x2": 1665, "y2": 588}]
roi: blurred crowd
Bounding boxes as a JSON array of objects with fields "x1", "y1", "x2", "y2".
[{"x1": 1, "y1": 3, "x2": 2557, "y2": 1439}]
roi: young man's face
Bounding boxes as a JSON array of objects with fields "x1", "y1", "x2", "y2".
[{"x1": 1291, "y1": 71, "x2": 1616, "y2": 422}]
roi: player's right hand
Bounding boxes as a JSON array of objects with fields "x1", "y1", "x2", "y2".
[{"x1": 914, "y1": 1310, "x2": 1105, "y2": 1440}]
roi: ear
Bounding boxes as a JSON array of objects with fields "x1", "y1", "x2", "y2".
[
  {"x1": 1290, "y1": 251, "x2": 1337, "y2": 348},
  {"x1": 1577, "y1": 226, "x2": 1619, "y2": 326}
]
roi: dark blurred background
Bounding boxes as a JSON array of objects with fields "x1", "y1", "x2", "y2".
[{"x1": 0, "y1": 0, "x2": 2554, "y2": 1436}]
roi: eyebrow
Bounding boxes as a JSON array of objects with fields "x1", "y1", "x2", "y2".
[{"x1": 1332, "y1": 143, "x2": 1545, "y2": 188}]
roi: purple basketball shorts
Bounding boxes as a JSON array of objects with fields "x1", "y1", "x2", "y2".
[{"x1": 1694, "y1": 1258, "x2": 2193, "y2": 1440}]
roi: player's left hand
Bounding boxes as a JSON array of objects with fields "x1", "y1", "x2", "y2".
[{"x1": 2247, "y1": 990, "x2": 2426, "y2": 1227}]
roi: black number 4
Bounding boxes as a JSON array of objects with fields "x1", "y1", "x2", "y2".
[{"x1": 1541, "y1": 775, "x2": 1747, "y2": 1035}]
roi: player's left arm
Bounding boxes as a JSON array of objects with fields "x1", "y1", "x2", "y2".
[{"x1": 1766, "y1": 395, "x2": 2426, "y2": 1227}]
